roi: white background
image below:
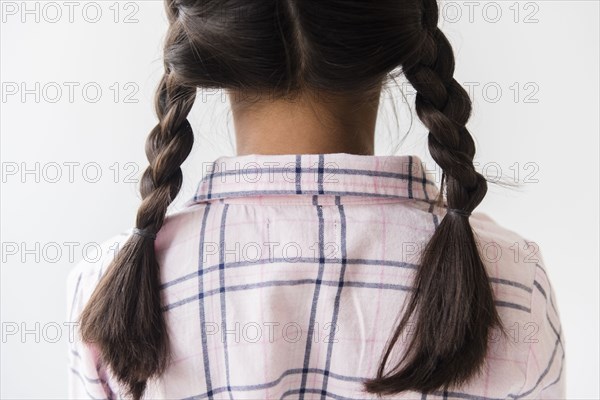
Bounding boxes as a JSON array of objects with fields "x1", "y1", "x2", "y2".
[{"x1": 1, "y1": 0, "x2": 598, "y2": 398}]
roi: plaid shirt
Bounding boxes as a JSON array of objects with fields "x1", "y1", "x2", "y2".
[{"x1": 67, "y1": 152, "x2": 565, "y2": 399}]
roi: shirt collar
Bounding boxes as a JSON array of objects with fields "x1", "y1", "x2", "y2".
[{"x1": 186, "y1": 152, "x2": 440, "y2": 205}]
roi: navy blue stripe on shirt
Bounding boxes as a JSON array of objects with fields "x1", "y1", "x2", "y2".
[
  {"x1": 160, "y1": 257, "x2": 532, "y2": 297},
  {"x1": 198, "y1": 166, "x2": 435, "y2": 185},
  {"x1": 296, "y1": 155, "x2": 302, "y2": 194},
  {"x1": 197, "y1": 203, "x2": 214, "y2": 399},
  {"x1": 318, "y1": 154, "x2": 325, "y2": 194},
  {"x1": 320, "y1": 197, "x2": 348, "y2": 399},
  {"x1": 408, "y1": 155, "x2": 414, "y2": 199},
  {"x1": 163, "y1": 278, "x2": 529, "y2": 314},
  {"x1": 299, "y1": 196, "x2": 327, "y2": 399},
  {"x1": 218, "y1": 204, "x2": 234, "y2": 400}
]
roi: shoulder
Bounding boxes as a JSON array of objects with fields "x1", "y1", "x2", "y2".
[
  {"x1": 66, "y1": 203, "x2": 209, "y2": 310},
  {"x1": 468, "y1": 211, "x2": 565, "y2": 396},
  {"x1": 463, "y1": 211, "x2": 547, "y2": 326},
  {"x1": 66, "y1": 230, "x2": 131, "y2": 318},
  {"x1": 469, "y1": 211, "x2": 535, "y2": 251},
  {"x1": 154, "y1": 203, "x2": 211, "y2": 254},
  {"x1": 66, "y1": 231, "x2": 131, "y2": 398},
  {"x1": 469, "y1": 211, "x2": 542, "y2": 281}
]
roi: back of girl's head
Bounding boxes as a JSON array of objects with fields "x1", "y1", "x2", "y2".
[
  {"x1": 78, "y1": 0, "x2": 507, "y2": 398},
  {"x1": 165, "y1": 0, "x2": 423, "y2": 94}
]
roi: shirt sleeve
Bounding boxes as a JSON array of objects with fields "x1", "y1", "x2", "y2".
[
  {"x1": 519, "y1": 254, "x2": 566, "y2": 398},
  {"x1": 66, "y1": 233, "x2": 130, "y2": 399}
]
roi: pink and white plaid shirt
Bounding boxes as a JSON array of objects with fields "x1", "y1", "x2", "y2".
[{"x1": 67, "y1": 152, "x2": 565, "y2": 399}]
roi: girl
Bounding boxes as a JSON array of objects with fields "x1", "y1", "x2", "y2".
[{"x1": 67, "y1": 0, "x2": 565, "y2": 398}]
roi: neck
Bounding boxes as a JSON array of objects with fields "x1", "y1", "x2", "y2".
[{"x1": 228, "y1": 88, "x2": 381, "y2": 156}]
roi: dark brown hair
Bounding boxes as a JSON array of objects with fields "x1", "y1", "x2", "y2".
[{"x1": 78, "y1": 0, "x2": 507, "y2": 398}]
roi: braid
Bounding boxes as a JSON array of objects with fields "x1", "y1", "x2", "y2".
[
  {"x1": 363, "y1": 0, "x2": 507, "y2": 394},
  {"x1": 405, "y1": 12, "x2": 483, "y2": 207},
  {"x1": 138, "y1": 72, "x2": 195, "y2": 232},
  {"x1": 78, "y1": 2, "x2": 196, "y2": 398}
]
